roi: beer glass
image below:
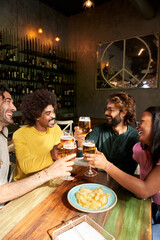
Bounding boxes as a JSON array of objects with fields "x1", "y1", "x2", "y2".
[
  {"x1": 60, "y1": 130, "x2": 74, "y2": 145},
  {"x1": 78, "y1": 116, "x2": 91, "y2": 135},
  {"x1": 61, "y1": 140, "x2": 77, "y2": 180},
  {"x1": 83, "y1": 140, "x2": 97, "y2": 177},
  {"x1": 63, "y1": 141, "x2": 77, "y2": 158}
]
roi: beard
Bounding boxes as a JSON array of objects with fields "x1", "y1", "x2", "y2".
[{"x1": 105, "y1": 112, "x2": 122, "y2": 127}]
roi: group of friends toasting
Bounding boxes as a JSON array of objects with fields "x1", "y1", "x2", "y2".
[{"x1": 0, "y1": 85, "x2": 160, "y2": 224}]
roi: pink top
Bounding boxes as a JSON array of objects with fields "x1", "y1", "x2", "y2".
[{"x1": 133, "y1": 142, "x2": 160, "y2": 205}]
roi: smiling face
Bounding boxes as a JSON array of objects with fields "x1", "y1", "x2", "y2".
[
  {"x1": 105, "y1": 102, "x2": 124, "y2": 126},
  {"x1": 35, "y1": 104, "x2": 56, "y2": 132},
  {"x1": 137, "y1": 112, "x2": 153, "y2": 146},
  {"x1": 0, "y1": 91, "x2": 17, "y2": 130}
]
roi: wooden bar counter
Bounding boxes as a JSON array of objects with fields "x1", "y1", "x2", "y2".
[{"x1": 0, "y1": 166, "x2": 152, "y2": 240}]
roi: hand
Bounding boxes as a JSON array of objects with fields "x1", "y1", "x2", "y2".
[
  {"x1": 74, "y1": 126, "x2": 86, "y2": 148},
  {"x1": 50, "y1": 143, "x2": 63, "y2": 160},
  {"x1": 84, "y1": 150, "x2": 109, "y2": 170},
  {"x1": 47, "y1": 154, "x2": 76, "y2": 178}
]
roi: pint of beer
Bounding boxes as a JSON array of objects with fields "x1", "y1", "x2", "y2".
[
  {"x1": 78, "y1": 116, "x2": 91, "y2": 135},
  {"x1": 60, "y1": 135, "x2": 74, "y2": 145},
  {"x1": 60, "y1": 130, "x2": 74, "y2": 145},
  {"x1": 63, "y1": 141, "x2": 77, "y2": 160},
  {"x1": 83, "y1": 140, "x2": 96, "y2": 154}
]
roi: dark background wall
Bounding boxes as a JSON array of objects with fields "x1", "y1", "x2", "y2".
[
  {"x1": 0, "y1": 0, "x2": 68, "y2": 49},
  {"x1": 68, "y1": 0, "x2": 160, "y2": 120},
  {"x1": 0, "y1": 0, "x2": 160, "y2": 121}
]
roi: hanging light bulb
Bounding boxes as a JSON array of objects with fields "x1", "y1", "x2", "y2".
[
  {"x1": 55, "y1": 15, "x2": 60, "y2": 42},
  {"x1": 83, "y1": 0, "x2": 95, "y2": 9},
  {"x1": 38, "y1": 1, "x2": 43, "y2": 34},
  {"x1": 55, "y1": 36, "x2": 60, "y2": 42},
  {"x1": 38, "y1": 28, "x2": 43, "y2": 34}
]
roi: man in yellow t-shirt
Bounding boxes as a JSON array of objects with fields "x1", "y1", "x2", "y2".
[
  {"x1": 0, "y1": 84, "x2": 74, "y2": 206},
  {"x1": 13, "y1": 89, "x2": 62, "y2": 181}
]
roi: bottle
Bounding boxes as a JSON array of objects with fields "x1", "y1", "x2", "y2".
[
  {"x1": 6, "y1": 50, "x2": 9, "y2": 61},
  {"x1": 21, "y1": 70, "x2": 25, "y2": 79},
  {"x1": 49, "y1": 47, "x2": 52, "y2": 56},
  {"x1": 53, "y1": 63, "x2": 57, "y2": 70},
  {"x1": 13, "y1": 70, "x2": 17, "y2": 79},
  {"x1": 0, "y1": 33, "x2": 2, "y2": 47},
  {"x1": 0, "y1": 50, "x2": 4, "y2": 60},
  {"x1": 32, "y1": 56, "x2": 36, "y2": 65},
  {"x1": 53, "y1": 48, "x2": 56, "y2": 56},
  {"x1": 9, "y1": 49, "x2": 13, "y2": 61},
  {"x1": 13, "y1": 51, "x2": 16, "y2": 61}
]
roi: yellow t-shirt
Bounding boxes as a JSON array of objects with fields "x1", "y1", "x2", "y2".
[{"x1": 13, "y1": 124, "x2": 62, "y2": 181}]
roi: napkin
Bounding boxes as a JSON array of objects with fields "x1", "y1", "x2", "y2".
[{"x1": 56, "y1": 221, "x2": 106, "y2": 240}]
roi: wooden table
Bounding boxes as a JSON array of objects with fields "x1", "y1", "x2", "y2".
[{"x1": 0, "y1": 166, "x2": 152, "y2": 240}]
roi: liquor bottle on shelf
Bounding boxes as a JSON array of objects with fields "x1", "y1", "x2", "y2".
[
  {"x1": 32, "y1": 56, "x2": 36, "y2": 65},
  {"x1": 0, "y1": 50, "x2": 4, "y2": 60},
  {"x1": 26, "y1": 85, "x2": 30, "y2": 94},
  {"x1": 12, "y1": 51, "x2": 16, "y2": 61},
  {"x1": 5, "y1": 50, "x2": 9, "y2": 61},
  {"x1": 16, "y1": 69, "x2": 20, "y2": 79},
  {"x1": 21, "y1": 70, "x2": 25, "y2": 79},
  {"x1": 13, "y1": 69, "x2": 17, "y2": 79},
  {"x1": 9, "y1": 49, "x2": 13, "y2": 61},
  {"x1": 0, "y1": 33, "x2": 2, "y2": 46},
  {"x1": 53, "y1": 48, "x2": 56, "y2": 56},
  {"x1": 49, "y1": 47, "x2": 52, "y2": 56},
  {"x1": 7, "y1": 68, "x2": 11, "y2": 79},
  {"x1": 22, "y1": 86, "x2": 26, "y2": 95},
  {"x1": 0, "y1": 30, "x2": 76, "y2": 120}
]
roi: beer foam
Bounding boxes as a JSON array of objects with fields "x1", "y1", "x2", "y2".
[
  {"x1": 79, "y1": 117, "x2": 90, "y2": 121},
  {"x1": 83, "y1": 142, "x2": 95, "y2": 147},
  {"x1": 64, "y1": 144, "x2": 77, "y2": 149},
  {"x1": 61, "y1": 136, "x2": 73, "y2": 140}
]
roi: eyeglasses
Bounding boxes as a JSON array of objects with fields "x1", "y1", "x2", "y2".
[{"x1": 105, "y1": 108, "x2": 119, "y2": 114}]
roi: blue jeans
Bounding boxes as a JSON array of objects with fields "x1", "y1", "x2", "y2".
[{"x1": 152, "y1": 203, "x2": 160, "y2": 224}]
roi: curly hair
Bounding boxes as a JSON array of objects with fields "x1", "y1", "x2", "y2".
[
  {"x1": 0, "y1": 84, "x2": 9, "y2": 98},
  {"x1": 20, "y1": 89, "x2": 57, "y2": 126},
  {"x1": 145, "y1": 106, "x2": 160, "y2": 166},
  {"x1": 107, "y1": 92, "x2": 136, "y2": 125}
]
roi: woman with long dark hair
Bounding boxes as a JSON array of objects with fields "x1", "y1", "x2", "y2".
[{"x1": 84, "y1": 106, "x2": 160, "y2": 225}]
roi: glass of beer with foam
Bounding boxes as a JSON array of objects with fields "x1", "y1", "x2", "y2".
[
  {"x1": 63, "y1": 141, "x2": 77, "y2": 158},
  {"x1": 83, "y1": 140, "x2": 97, "y2": 177},
  {"x1": 78, "y1": 116, "x2": 91, "y2": 135},
  {"x1": 60, "y1": 130, "x2": 74, "y2": 146},
  {"x1": 61, "y1": 140, "x2": 77, "y2": 181}
]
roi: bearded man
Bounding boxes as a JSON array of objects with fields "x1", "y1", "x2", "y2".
[{"x1": 75, "y1": 92, "x2": 138, "y2": 175}]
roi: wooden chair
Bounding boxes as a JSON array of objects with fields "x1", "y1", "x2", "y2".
[
  {"x1": 8, "y1": 143, "x2": 16, "y2": 182},
  {"x1": 8, "y1": 161, "x2": 16, "y2": 183},
  {"x1": 55, "y1": 120, "x2": 73, "y2": 131}
]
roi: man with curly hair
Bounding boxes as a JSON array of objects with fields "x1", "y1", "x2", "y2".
[
  {"x1": 0, "y1": 85, "x2": 74, "y2": 208},
  {"x1": 13, "y1": 89, "x2": 63, "y2": 181},
  {"x1": 75, "y1": 92, "x2": 139, "y2": 175}
]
